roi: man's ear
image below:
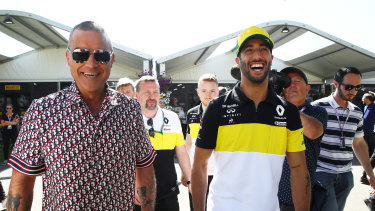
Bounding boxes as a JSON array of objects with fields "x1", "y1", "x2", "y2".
[{"x1": 66, "y1": 50, "x2": 71, "y2": 66}]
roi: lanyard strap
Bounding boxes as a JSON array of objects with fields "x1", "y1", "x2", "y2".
[{"x1": 334, "y1": 108, "x2": 350, "y2": 148}]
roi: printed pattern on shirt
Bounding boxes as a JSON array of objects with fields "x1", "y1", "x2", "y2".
[
  {"x1": 312, "y1": 95, "x2": 363, "y2": 174},
  {"x1": 8, "y1": 82, "x2": 156, "y2": 210}
]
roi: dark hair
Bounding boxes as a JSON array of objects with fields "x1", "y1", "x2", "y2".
[
  {"x1": 334, "y1": 66, "x2": 362, "y2": 83},
  {"x1": 67, "y1": 21, "x2": 113, "y2": 50}
]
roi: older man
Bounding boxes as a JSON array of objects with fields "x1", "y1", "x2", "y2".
[
  {"x1": 135, "y1": 76, "x2": 191, "y2": 211},
  {"x1": 278, "y1": 67, "x2": 328, "y2": 211},
  {"x1": 7, "y1": 21, "x2": 156, "y2": 210}
]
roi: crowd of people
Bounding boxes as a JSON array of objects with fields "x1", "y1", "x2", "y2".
[{"x1": 1, "y1": 21, "x2": 375, "y2": 211}]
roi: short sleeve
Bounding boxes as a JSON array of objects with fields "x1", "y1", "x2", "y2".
[
  {"x1": 8, "y1": 100, "x2": 46, "y2": 175},
  {"x1": 196, "y1": 100, "x2": 220, "y2": 149},
  {"x1": 286, "y1": 103, "x2": 305, "y2": 152}
]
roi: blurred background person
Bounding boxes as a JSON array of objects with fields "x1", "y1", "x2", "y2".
[
  {"x1": 159, "y1": 97, "x2": 166, "y2": 109},
  {"x1": 0, "y1": 104, "x2": 20, "y2": 165},
  {"x1": 117, "y1": 77, "x2": 135, "y2": 98}
]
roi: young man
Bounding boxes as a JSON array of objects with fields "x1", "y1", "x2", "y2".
[
  {"x1": 312, "y1": 67, "x2": 375, "y2": 210},
  {"x1": 135, "y1": 76, "x2": 191, "y2": 211},
  {"x1": 278, "y1": 67, "x2": 328, "y2": 211},
  {"x1": 7, "y1": 21, "x2": 156, "y2": 210},
  {"x1": 191, "y1": 26, "x2": 310, "y2": 211},
  {"x1": 185, "y1": 73, "x2": 219, "y2": 211},
  {"x1": 116, "y1": 77, "x2": 135, "y2": 98}
]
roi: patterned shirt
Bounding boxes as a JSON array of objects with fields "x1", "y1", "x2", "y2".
[
  {"x1": 8, "y1": 82, "x2": 156, "y2": 210},
  {"x1": 312, "y1": 94, "x2": 364, "y2": 174},
  {"x1": 278, "y1": 100, "x2": 328, "y2": 205}
]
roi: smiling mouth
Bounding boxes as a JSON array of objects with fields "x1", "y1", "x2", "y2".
[
  {"x1": 250, "y1": 63, "x2": 264, "y2": 71},
  {"x1": 83, "y1": 73, "x2": 99, "y2": 77}
]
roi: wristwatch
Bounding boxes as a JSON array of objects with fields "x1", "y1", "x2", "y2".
[{"x1": 186, "y1": 180, "x2": 191, "y2": 185}]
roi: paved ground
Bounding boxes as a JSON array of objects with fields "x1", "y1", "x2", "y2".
[{"x1": 0, "y1": 157, "x2": 371, "y2": 210}]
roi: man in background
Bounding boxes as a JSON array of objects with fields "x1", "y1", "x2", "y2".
[
  {"x1": 135, "y1": 76, "x2": 191, "y2": 211},
  {"x1": 117, "y1": 77, "x2": 135, "y2": 98},
  {"x1": 278, "y1": 67, "x2": 328, "y2": 210},
  {"x1": 185, "y1": 73, "x2": 219, "y2": 211}
]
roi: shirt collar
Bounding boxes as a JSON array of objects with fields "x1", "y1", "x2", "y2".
[
  {"x1": 228, "y1": 82, "x2": 279, "y2": 106},
  {"x1": 143, "y1": 107, "x2": 164, "y2": 131},
  {"x1": 327, "y1": 94, "x2": 355, "y2": 111}
]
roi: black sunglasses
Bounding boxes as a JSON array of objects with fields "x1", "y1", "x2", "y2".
[
  {"x1": 341, "y1": 83, "x2": 361, "y2": 91},
  {"x1": 147, "y1": 118, "x2": 155, "y2": 138},
  {"x1": 68, "y1": 48, "x2": 112, "y2": 64}
]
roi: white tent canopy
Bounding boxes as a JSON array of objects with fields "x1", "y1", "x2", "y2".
[
  {"x1": 155, "y1": 20, "x2": 375, "y2": 84},
  {"x1": 0, "y1": 10, "x2": 153, "y2": 82}
]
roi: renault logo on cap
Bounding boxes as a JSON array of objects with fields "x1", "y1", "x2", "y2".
[{"x1": 276, "y1": 105, "x2": 285, "y2": 116}]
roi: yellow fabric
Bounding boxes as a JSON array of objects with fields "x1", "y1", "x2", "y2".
[
  {"x1": 215, "y1": 123, "x2": 305, "y2": 155},
  {"x1": 149, "y1": 131, "x2": 185, "y2": 150},
  {"x1": 188, "y1": 123, "x2": 200, "y2": 139}
]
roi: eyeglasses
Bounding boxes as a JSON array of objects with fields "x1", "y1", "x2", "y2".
[
  {"x1": 159, "y1": 101, "x2": 166, "y2": 104},
  {"x1": 68, "y1": 48, "x2": 112, "y2": 64},
  {"x1": 341, "y1": 83, "x2": 361, "y2": 91},
  {"x1": 147, "y1": 118, "x2": 155, "y2": 138}
]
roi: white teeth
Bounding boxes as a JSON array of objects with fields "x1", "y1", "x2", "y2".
[
  {"x1": 84, "y1": 73, "x2": 98, "y2": 77},
  {"x1": 251, "y1": 64, "x2": 263, "y2": 68}
]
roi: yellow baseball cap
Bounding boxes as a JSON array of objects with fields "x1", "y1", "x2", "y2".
[{"x1": 236, "y1": 26, "x2": 274, "y2": 56}]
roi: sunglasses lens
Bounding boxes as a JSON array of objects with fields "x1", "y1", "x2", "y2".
[
  {"x1": 147, "y1": 118, "x2": 153, "y2": 126},
  {"x1": 149, "y1": 128, "x2": 155, "y2": 138},
  {"x1": 72, "y1": 49, "x2": 90, "y2": 63},
  {"x1": 93, "y1": 50, "x2": 111, "y2": 64}
]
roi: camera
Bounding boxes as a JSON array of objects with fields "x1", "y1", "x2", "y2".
[{"x1": 269, "y1": 69, "x2": 291, "y2": 95}]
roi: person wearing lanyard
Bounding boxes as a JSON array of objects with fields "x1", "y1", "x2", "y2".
[
  {"x1": 0, "y1": 104, "x2": 20, "y2": 164},
  {"x1": 311, "y1": 66, "x2": 375, "y2": 210},
  {"x1": 135, "y1": 75, "x2": 191, "y2": 211}
]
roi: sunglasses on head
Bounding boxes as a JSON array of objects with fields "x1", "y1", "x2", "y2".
[
  {"x1": 147, "y1": 118, "x2": 155, "y2": 138},
  {"x1": 68, "y1": 48, "x2": 112, "y2": 64},
  {"x1": 341, "y1": 83, "x2": 362, "y2": 91}
]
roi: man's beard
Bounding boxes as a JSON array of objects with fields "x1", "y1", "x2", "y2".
[
  {"x1": 338, "y1": 85, "x2": 354, "y2": 102},
  {"x1": 145, "y1": 99, "x2": 157, "y2": 110},
  {"x1": 239, "y1": 59, "x2": 271, "y2": 84}
]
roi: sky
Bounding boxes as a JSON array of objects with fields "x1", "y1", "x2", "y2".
[{"x1": 1, "y1": 0, "x2": 375, "y2": 60}]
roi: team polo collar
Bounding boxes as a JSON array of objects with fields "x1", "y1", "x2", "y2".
[
  {"x1": 228, "y1": 82, "x2": 279, "y2": 106},
  {"x1": 297, "y1": 100, "x2": 311, "y2": 110},
  {"x1": 327, "y1": 94, "x2": 355, "y2": 111}
]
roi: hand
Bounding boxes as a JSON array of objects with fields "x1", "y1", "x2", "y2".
[
  {"x1": 134, "y1": 190, "x2": 141, "y2": 206},
  {"x1": 368, "y1": 174, "x2": 375, "y2": 187},
  {"x1": 181, "y1": 176, "x2": 188, "y2": 187}
]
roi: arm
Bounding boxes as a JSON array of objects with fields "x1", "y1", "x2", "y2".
[
  {"x1": 286, "y1": 151, "x2": 311, "y2": 211},
  {"x1": 185, "y1": 133, "x2": 193, "y2": 158},
  {"x1": 352, "y1": 136, "x2": 375, "y2": 186},
  {"x1": 175, "y1": 145, "x2": 192, "y2": 191},
  {"x1": 191, "y1": 147, "x2": 213, "y2": 211},
  {"x1": 136, "y1": 164, "x2": 156, "y2": 211},
  {"x1": 7, "y1": 170, "x2": 36, "y2": 211},
  {"x1": 299, "y1": 112, "x2": 324, "y2": 140}
]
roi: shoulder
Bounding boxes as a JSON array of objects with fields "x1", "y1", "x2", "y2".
[
  {"x1": 163, "y1": 108, "x2": 180, "y2": 119},
  {"x1": 311, "y1": 96, "x2": 330, "y2": 107},
  {"x1": 187, "y1": 105, "x2": 199, "y2": 115}
]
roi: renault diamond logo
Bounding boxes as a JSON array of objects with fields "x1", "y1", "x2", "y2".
[
  {"x1": 226, "y1": 108, "x2": 236, "y2": 113},
  {"x1": 276, "y1": 105, "x2": 285, "y2": 116}
]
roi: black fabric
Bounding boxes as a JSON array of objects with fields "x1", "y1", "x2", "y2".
[{"x1": 153, "y1": 150, "x2": 179, "y2": 199}]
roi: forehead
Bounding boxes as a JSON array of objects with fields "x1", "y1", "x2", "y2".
[
  {"x1": 198, "y1": 80, "x2": 218, "y2": 88},
  {"x1": 288, "y1": 73, "x2": 304, "y2": 81},
  {"x1": 139, "y1": 81, "x2": 159, "y2": 91},
  {"x1": 69, "y1": 30, "x2": 109, "y2": 50},
  {"x1": 342, "y1": 73, "x2": 361, "y2": 84}
]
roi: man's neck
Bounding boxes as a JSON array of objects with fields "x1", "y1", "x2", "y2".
[
  {"x1": 333, "y1": 93, "x2": 348, "y2": 109},
  {"x1": 143, "y1": 107, "x2": 158, "y2": 119},
  {"x1": 201, "y1": 104, "x2": 207, "y2": 112},
  {"x1": 240, "y1": 80, "x2": 268, "y2": 108}
]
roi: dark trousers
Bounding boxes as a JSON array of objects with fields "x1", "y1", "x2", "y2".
[
  {"x1": 189, "y1": 175, "x2": 213, "y2": 211},
  {"x1": 363, "y1": 129, "x2": 375, "y2": 178},
  {"x1": 134, "y1": 194, "x2": 179, "y2": 211},
  {"x1": 2, "y1": 130, "x2": 17, "y2": 160}
]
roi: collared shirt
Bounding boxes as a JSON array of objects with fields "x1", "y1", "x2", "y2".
[
  {"x1": 278, "y1": 100, "x2": 328, "y2": 205},
  {"x1": 186, "y1": 103, "x2": 215, "y2": 175},
  {"x1": 363, "y1": 102, "x2": 375, "y2": 131},
  {"x1": 312, "y1": 94, "x2": 364, "y2": 174},
  {"x1": 196, "y1": 83, "x2": 305, "y2": 211},
  {"x1": 142, "y1": 107, "x2": 185, "y2": 199},
  {"x1": 9, "y1": 82, "x2": 156, "y2": 210}
]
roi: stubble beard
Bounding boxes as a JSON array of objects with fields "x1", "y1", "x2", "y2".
[{"x1": 240, "y1": 59, "x2": 271, "y2": 84}]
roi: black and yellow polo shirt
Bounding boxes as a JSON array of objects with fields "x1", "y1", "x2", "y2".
[
  {"x1": 143, "y1": 107, "x2": 185, "y2": 199},
  {"x1": 196, "y1": 82, "x2": 305, "y2": 210}
]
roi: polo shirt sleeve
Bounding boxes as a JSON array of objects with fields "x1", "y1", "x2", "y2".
[
  {"x1": 196, "y1": 100, "x2": 220, "y2": 149},
  {"x1": 355, "y1": 116, "x2": 364, "y2": 138},
  {"x1": 286, "y1": 103, "x2": 305, "y2": 152},
  {"x1": 133, "y1": 103, "x2": 156, "y2": 168},
  {"x1": 173, "y1": 112, "x2": 185, "y2": 146},
  {"x1": 8, "y1": 100, "x2": 46, "y2": 175}
]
